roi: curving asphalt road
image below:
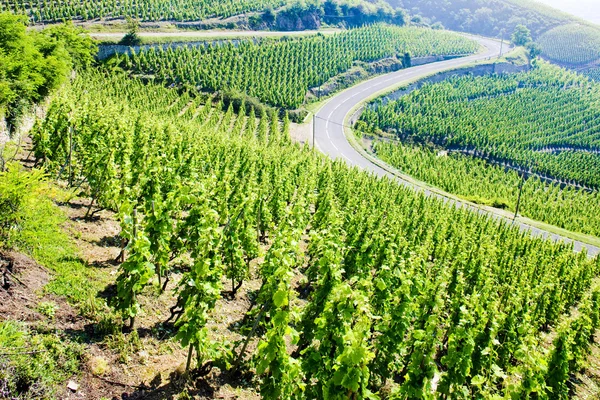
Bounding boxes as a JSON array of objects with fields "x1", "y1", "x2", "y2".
[{"x1": 314, "y1": 36, "x2": 600, "y2": 258}]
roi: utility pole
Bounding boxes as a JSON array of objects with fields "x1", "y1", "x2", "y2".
[
  {"x1": 514, "y1": 174, "x2": 524, "y2": 221},
  {"x1": 513, "y1": 166, "x2": 531, "y2": 221},
  {"x1": 312, "y1": 113, "x2": 316, "y2": 149},
  {"x1": 499, "y1": 29, "x2": 505, "y2": 58}
]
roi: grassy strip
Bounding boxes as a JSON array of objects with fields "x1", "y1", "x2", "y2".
[
  {"x1": 0, "y1": 165, "x2": 115, "y2": 398},
  {"x1": 13, "y1": 179, "x2": 109, "y2": 305},
  {"x1": 93, "y1": 28, "x2": 339, "y2": 45}
]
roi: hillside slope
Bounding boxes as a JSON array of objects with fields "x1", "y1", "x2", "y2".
[{"x1": 388, "y1": 0, "x2": 580, "y2": 38}]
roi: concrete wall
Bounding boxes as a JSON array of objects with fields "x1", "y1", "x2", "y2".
[
  {"x1": 97, "y1": 39, "x2": 245, "y2": 60},
  {"x1": 0, "y1": 118, "x2": 8, "y2": 148},
  {"x1": 411, "y1": 54, "x2": 466, "y2": 67}
]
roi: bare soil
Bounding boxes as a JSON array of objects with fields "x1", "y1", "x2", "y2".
[{"x1": 51, "y1": 197, "x2": 266, "y2": 399}]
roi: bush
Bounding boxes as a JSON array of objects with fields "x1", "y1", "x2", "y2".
[
  {"x1": 119, "y1": 17, "x2": 143, "y2": 46},
  {"x1": 0, "y1": 163, "x2": 47, "y2": 249},
  {"x1": 119, "y1": 32, "x2": 143, "y2": 46},
  {"x1": 0, "y1": 321, "x2": 82, "y2": 398}
]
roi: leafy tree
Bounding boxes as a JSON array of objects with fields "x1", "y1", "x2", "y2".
[
  {"x1": 40, "y1": 22, "x2": 97, "y2": 69},
  {"x1": 512, "y1": 24, "x2": 532, "y2": 46},
  {"x1": 526, "y1": 41, "x2": 542, "y2": 60},
  {"x1": 0, "y1": 13, "x2": 95, "y2": 132},
  {"x1": 323, "y1": 0, "x2": 342, "y2": 19},
  {"x1": 119, "y1": 17, "x2": 142, "y2": 46}
]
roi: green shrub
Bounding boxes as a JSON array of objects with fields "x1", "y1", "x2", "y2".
[
  {"x1": 0, "y1": 163, "x2": 47, "y2": 249},
  {"x1": 0, "y1": 13, "x2": 96, "y2": 132},
  {"x1": 0, "y1": 321, "x2": 82, "y2": 398}
]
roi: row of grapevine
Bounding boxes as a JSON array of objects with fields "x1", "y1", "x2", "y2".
[
  {"x1": 581, "y1": 66, "x2": 600, "y2": 82},
  {"x1": 371, "y1": 140, "x2": 600, "y2": 238},
  {"x1": 1, "y1": 0, "x2": 286, "y2": 23},
  {"x1": 115, "y1": 24, "x2": 480, "y2": 109},
  {"x1": 358, "y1": 61, "x2": 600, "y2": 189},
  {"x1": 31, "y1": 69, "x2": 600, "y2": 398},
  {"x1": 538, "y1": 24, "x2": 600, "y2": 66}
]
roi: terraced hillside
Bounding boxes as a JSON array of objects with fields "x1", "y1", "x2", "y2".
[
  {"x1": 2, "y1": 8, "x2": 600, "y2": 400},
  {"x1": 0, "y1": 0, "x2": 405, "y2": 26},
  {"x1": 538, "y1": 24, "x2": 600, "y2": 66},
  {"x1": 116, "y1": 24, "x2": 479, "y2": 109},
  {"x1": 25, "y1": 62, "x2": 600, "y2": 399}
]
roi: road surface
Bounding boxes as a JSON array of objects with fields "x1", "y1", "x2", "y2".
[{"x1": 314, "y1": 36, "x2": 600, "y2": 257}]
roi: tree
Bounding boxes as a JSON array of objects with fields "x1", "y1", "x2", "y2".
[
  {"x1": 119, "y1": 17, "x2": 142, "y2": 46},
  {"x1": 324, "y1": 0, "x2": 342, "y2": 19},
  {"x1": 40, "y1": 22, "x2": 97, "y2": 69},
  {"x1": 403, "y1": 52, "x2": 412, "y2": 68},
  {"x1": 0, "y1": 13, "x2": 94, "y2": 132},
  {"x1": 263, "y1": 7, "x2": 276, "y2": 24},
  {"x1": 526, "y1": 42, "x2": 541, "y2": 60},
  {"x1": 512, "y1": 24, "x2": 532, "y2": 46}
]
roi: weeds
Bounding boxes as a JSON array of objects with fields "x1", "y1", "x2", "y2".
[{"x1": 0, "y1": 321, "x2": 83, "y2": 398}]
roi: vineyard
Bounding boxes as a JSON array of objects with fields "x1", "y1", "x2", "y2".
[
  {"x1": 116, "y1": 24, "x2": 480, "y2": 109},
  {"x1": 582, "y1": 67, "x2": 600, "y2": 81},
  {"x1": 0, "y1": 0, "x2": 286, "y2": 23},
  {"x1": 538, "y1": 24, "x2": 600, "y2": 65},
  {"x1": 358, "y1": 61, "x2": 600, "y2": 189},
  {"x1": 26, "y1": 65, "x2": 600, "y2": 398},
  {"x1": 372, "y1": 140, "x2": 600, "y2": 238}
]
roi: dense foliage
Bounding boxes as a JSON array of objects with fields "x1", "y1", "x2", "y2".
[
  {"x1": 372, "y1": 140, "x2": 600, "y2": 238},
  {"x1": 0, "y1": 13, "x2": 96, "y2": 132},
  {"x1": 358, "y1": 62, "x2": 600, "y2": 189},
  {"x1": 30, "y1": 68, "x2": 600, "y2": 399},
  {"x1": 117, "y1": 24, "x2": 479, "y2": 109},
  {"x1": 388, "y1": 0, "x2": 577, "y2": 38},
  {"x1": 258, "y1": 0, "x2": 409, "y2": 31},
  {"x1": 538, "y1": 24, "x2": 600, "y2": 65}
]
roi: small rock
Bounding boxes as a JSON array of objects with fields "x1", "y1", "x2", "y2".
[{"x1": 67, "y1": 380, "x2": 79, "y2": 392}]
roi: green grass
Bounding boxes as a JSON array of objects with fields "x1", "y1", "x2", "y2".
[
  {"x1": 93, "y1": 29, "x2": 339, "y2": 45},
  {"x1": 11, "y1": 177, "x2": 109, "y2": 305},
  {"x1": 0, "y1": 320, "x2": 83, "y2": 398},
  {"x1": 0, "y1": 164, "x2": 115, "y2": 398}
]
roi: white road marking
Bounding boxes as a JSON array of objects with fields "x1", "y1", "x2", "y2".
[{"x1": 311, "y1": 37, "x2": 599, "y2": 257}]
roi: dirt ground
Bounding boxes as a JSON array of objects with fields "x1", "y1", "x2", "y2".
[{"x1": 52, "y1": 199, "x2": 265, "y2": 399}]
